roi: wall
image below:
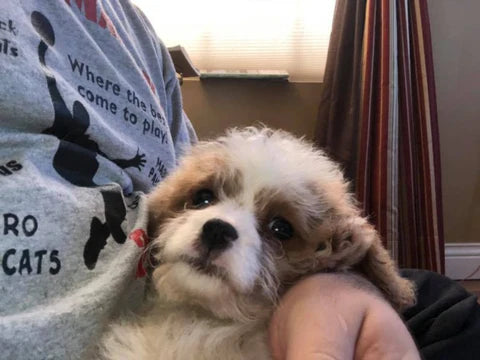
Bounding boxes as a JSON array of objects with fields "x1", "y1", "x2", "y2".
[
  {"x1": 428, "y1": 0, "x2": 480, "y2": 243},
  {"x1": 182, "y1": 79, "x2": 321, "y2": 140}
]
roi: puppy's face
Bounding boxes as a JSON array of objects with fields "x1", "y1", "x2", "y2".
[{"x1": 148, "y1": 129, "x2": 414, "y2": 320}]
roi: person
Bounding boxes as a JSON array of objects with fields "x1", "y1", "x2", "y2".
[
  {"x1": 1, "y1": 1, "x2": 194, "y2": 358},
  {"x1": 1, "y1": 1, "x2": 478, "y2": 359}
]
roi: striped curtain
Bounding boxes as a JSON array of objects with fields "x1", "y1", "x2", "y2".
[{"x1": 316, "y1": 0, "x2": 444, "y2": 273}]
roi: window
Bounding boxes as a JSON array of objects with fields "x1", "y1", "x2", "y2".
[{"x1": 133, "y1": 0, "x2": 336, "y2": 82}]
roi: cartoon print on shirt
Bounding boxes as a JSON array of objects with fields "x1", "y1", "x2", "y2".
[
  {"x1": 83, "y1": 186, "x2": 128, "y2": 269},
  {"x1": 31, "y1": 11, "x2": 145, "y2": 269}
]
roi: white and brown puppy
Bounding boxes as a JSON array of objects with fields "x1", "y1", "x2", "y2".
[{"x1": 101, "y1": 127, "x2": 415, "y2": 360}]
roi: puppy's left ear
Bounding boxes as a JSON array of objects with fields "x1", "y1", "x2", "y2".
[
  {"x1": 146, "y1": 180, "x2": 176, "y2": 239},
  {"x1": 330, "y1": 217, "x2": 416, "y2": 311}
]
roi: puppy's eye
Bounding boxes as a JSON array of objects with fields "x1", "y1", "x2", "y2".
[
  {"x1": 316, "y1": 242, "x2": 327, "y2": 252},
  {"x1": 191, "y1": 189, "x2": 216, "y2": 209},
  {"x1": 268, "y1": 217, "x2": 294, "y2": 241}
]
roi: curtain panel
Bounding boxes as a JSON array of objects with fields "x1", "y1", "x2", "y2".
[{"x1": 316, "y1": 0, "x2": 444, "y2": 273}]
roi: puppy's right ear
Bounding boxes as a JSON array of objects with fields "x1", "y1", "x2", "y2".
[
  {"x1": 329, "y1": 216, "x2": 416, "y2": 311},
  {"x1": 353, "y1": 229, "x2": 416, "y2": 311}
]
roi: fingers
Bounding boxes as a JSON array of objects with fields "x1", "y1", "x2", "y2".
[{"x1": 133, "y1": 150, "x2": 146, "y2": 171}]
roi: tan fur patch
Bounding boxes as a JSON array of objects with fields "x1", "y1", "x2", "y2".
[{"x1": 147, "y1": 146, "x2": 243, "y2": 238}]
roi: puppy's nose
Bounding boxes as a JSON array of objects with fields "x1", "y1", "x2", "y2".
[{"x1": 201, "y1": 219, "x2": 238, "y2": 253}]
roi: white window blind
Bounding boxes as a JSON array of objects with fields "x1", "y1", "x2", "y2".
[{"x1": 133, "y1": 0, "x2": 336, "y2": 82}]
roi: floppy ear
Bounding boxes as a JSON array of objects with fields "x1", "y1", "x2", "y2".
[
  {"x1": 329, "y1": 217, "x2": 416, "y2": 311},
  {"x1": 308, "y1": 175, "x2": 415, "y2": 311},
  {"x1": 146, "y1": 181, "x2": 178, "y2": 239},
  {"x1": 144, "y1": 179, "x2": 185, "y2": 277},
  {"x1": 353, "y1": 228, "x2": 416, "y2": 311}
]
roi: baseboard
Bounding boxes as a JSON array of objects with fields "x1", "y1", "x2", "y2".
[{"x1": 445, "y1": 243, "x2": 480, "y2": 280}]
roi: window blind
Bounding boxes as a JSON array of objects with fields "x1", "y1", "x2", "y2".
[{"x1": 133, "y1": 0, "x2": 336, "y2": 82}]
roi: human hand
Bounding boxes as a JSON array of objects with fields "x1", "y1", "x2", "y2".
[{"x1": 269, "y1": 273, "x2": 420, "y2": 360}]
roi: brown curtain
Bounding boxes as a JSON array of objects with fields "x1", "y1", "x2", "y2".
[
  {"x1": 315, "y1": 0, "x2": 445, "y2": 273},
  {"x1": 315, "y1": 1, "x2": 365, "y2": 182}
]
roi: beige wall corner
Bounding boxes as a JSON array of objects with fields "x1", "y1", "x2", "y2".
[{"x1": 428, "y1": 0, "x2": 480, "y2": 243}]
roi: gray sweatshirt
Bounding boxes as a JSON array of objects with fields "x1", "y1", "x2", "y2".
[{"x1": 0, "y1": 0, "x2": 194, "y2": 358}]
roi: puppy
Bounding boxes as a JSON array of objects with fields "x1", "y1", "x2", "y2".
[{"x1": 101, "y1": 127, "x2": 415, "y2": 360}]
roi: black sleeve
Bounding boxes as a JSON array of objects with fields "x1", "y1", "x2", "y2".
[{"x1": 401, "y1": 269, "x2": 480, "y2": 360}]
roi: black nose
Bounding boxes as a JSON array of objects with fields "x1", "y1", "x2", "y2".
[{"x1": 201, "y1": 219, "x2": 238, "y2": 253}]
